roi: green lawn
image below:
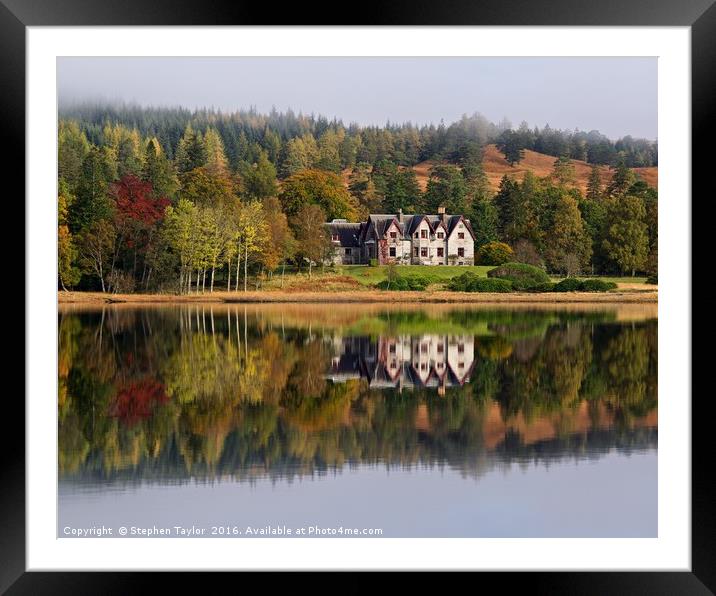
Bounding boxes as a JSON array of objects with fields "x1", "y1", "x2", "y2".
[{"x1": 338, "y1": 265, "x2": 494, "y2": 285}]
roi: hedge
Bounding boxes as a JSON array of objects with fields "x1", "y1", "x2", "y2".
[
  {"x1": 553, "y1": 278, "x2": 617, "y2": 292},
  {"x1": 447, "y1": 272, "x2": 513, "y2": 293},
  {"x1": 376, "y1": 276, "x2": 431, "y2": 291}
]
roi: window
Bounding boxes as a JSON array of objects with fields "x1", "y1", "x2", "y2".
[
  {"x1": 389, "y1": 344, "x2": 396, "y2": 353},
  {"x1": 421, "y1": 229, "x2": 428, "y2": 239},
  {"x1": 332, "y1": 234, "x2": 339, "y2": 241},
  {"x1": 458, "y1": 343, "x2": 465, "y2": 353},
  {"x1": 421, "y1": 343, "x2": 428, "y2": 353},
  {"x1": 437, "y1": 344, "x2": 444, "y2": 353},
  {"x1": 437, "y1": 232, "x2": 444, "y2": 239},
  {"x1": 345, "y1": 248, "x2": 352, "y2": 255},
  {"x1": 390, "y1": 231, "x2": 397, "y2": 238},
  {"x1": 414, "y1": 247, "x2": 419, "y2": 256},
  {"x1": 389, "y1": 247, "x2": 396, "y2": 257},
  {"x1": 420, "y1": 248, "x2": 428, "y2": 257},
  {"x1": 437, "y1": 247, "x2": 444, "y2": 257},
  {"x1": 458, "y1": 362, "x2": 465, "y2": 369},
  {"x1": 458, "y1": 232, "x2": 465, "y2": 239},
  {"x1": 458, "y1": 248, "x2": 465, "y2": 257}
]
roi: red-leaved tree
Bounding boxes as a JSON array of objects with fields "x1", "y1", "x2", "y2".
[{"x1": 111, "y1": 175, "x2": 170, "y2": 286}]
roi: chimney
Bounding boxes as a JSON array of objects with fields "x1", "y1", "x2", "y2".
[
  {"x1": 438, "y1": 205, "x2": 447, "y2": 226},
  {"x1": 398, "y1": 208, "x2": 404, "y2": 223}
]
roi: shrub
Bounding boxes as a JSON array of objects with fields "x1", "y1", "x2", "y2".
[
  {"x1": 477, "y1": 241, "x2": 514, "y2": 266},
  {"x1": 448, "y1": 272, "x2": 513, "y2": 293},
  {"x1": 526, "y1": 282, "x2": 556, "y2": 293},
  {"x1": 646, "y1": 274, "x2": 658, "y2": 285},
  {"x1": 579, "y1": 279, "x2": 617, "y2": 292},
  {"x1": 376, "y1": 275, "x2": 430, "y2": 291},
  {"x1": 552, "y1": 278, "x2": 583, "y2": 292},
  {"x1": 369, "y1": 258, "x2": 379, "y2": 267},
  {"x1": 487, "y1": 262, "x2": 550, "y2": 291}
]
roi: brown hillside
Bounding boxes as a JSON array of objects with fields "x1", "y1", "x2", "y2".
[{"x1": 342, "y1": 143, "x2": 658, "y2": 196}]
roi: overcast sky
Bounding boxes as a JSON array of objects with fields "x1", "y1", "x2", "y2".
[{"x1": 57, "y1": 57, "x2": 657, "y2": 140}]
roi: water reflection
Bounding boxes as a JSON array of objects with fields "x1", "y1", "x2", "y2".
[{"x1": 58, "y1": 304, "x2": 657, "y2": 487}]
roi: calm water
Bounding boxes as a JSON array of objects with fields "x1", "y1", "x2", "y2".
[{"x1": 58, "y1": 303, "x2": 657, "y2": 537}]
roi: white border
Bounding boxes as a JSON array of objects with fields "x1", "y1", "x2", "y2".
[{"x1": 27, "y1": 26, "x2": 691, "y2": 571}]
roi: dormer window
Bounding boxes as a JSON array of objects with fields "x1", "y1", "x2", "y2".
[
  {"x1": 421, "y1": 230, "x2": 428, "y2": 239},
  {"x1": 458, "y1": 232, "x2": 465, "y2": 239},
  {"x1": 332, "y1": 234, "x2": 340, "y2": 241},
  {"x1": 390, "y1": 231, "x2": 397, "y2": 238},
  {"x1": 437, "y1": 231, "x2": 444, "y2": 239}
]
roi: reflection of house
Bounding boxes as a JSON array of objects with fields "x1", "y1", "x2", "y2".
[
  {"x1": 326, "y1": 207, "x2": 476, "y2": 266},
  {"x1": 327, "y1": 334, "x2": 475, "y2": 391}
]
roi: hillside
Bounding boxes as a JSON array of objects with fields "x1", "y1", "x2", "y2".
[{"x1": 344, "y1": 144, "x2": 658, "y2": 196}]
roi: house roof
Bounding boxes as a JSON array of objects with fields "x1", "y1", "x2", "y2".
[
  {"x1": 326, "y1": 221, "x2": 362, "y2": 247},
  {"x1": 329, "y1": 212, "x2": 476, "y2": 246}
]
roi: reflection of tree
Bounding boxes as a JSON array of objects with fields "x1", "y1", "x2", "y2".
[{"x1": 58, "y1": 307, "x2": 657, "y2": 482}]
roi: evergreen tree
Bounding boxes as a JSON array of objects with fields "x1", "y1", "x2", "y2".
[
  {"x1": 175, "y1": 125, "x2": 207, "y2": 174},
  {"x1": 424, "y1": 164, "x2": 468, "y2": 213},
  {"x1": 586, "y1": 164, "x2": 603, "y2": 201},
  {"x1": 240, "y1": 150, "x2": 278, "y2": 200},
  {"x1": 142, "y1": 138, "x2": 178, "y2": 199}
]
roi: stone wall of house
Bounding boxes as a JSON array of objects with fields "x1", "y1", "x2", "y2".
[{"x1": 446, "y1": 220, "x2": 475, "y2": 265}]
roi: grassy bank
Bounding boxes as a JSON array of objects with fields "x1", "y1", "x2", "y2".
[{"x1": 59, "y1": 286, "x2": 657, "y2": 305}]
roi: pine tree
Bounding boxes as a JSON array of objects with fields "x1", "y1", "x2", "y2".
[
  {"x1": 586, "y1": 164, "x2": 603, "y2": 201},
  {"x1": 142, "y1": 138, "x2": 178, "y2": 199}
]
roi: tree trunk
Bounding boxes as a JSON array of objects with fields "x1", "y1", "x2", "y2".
[
  {"x1": 235, "y1": 244, "x2": 241, "y2": 292},
  {"x1": 202, "y1": 268, "x2": 206, "y2": 293},
  {"x1": 308, "y1": 260, "x2": 312, "y2": 278},
  {"x1": 281, "y1": 261, "x2": 285, "y2": 288},
  {"x1": 210, "y1": 266, "x2": 215, "y2": 293},
  {"x1": 227, "y1": 257, "x2": 231, "y2": 292},
  {"x1": 243, "y1": 244, "x2": 248, "y2": 292}
]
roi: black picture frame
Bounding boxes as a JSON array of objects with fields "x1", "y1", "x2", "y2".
[{"x1": 4, "y1": 0, "x2": 706, "y2": 592}]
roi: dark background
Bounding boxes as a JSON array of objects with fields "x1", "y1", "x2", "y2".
[{"x1": 2, "y1": 0, "x2": 709, "y2": 592}]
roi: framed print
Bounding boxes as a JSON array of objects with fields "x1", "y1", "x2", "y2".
[{"x1": 5, "y1": 0, "x2": 709, "y2": 591}]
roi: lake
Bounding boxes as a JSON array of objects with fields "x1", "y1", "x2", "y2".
[{"x1": 58, "y1": 303, "x2": 657, "y2": 538}]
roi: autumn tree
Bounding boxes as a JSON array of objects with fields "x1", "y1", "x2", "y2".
[
  {"x1": 179, "y1": 166, "x2": 238, "y2": 208},
  {"x1": 235, "y1": 200, "x2": 267, "y2": 291},
  {"x1": 162, "y1": 198, "x2": 198, "y2": 293},
  {"x1": 58, "y1": 180, "x2": 81, "y2": 289},
  {"x1": 279, "y1": 169, "x2": 358, "y2": 221},
  {"x1": 292, "y1": 204, "x2": 332, "y2": 277},
  {"x1": 260, "y1": 197, "x2": 296, "y2": 284},
  {"x1": 77, "y1": 218, "x2": 116, "y2": 292}
]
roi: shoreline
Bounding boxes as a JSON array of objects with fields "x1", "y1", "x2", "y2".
[{"x1": 58, "y1": 288, "x2": 658, "y2": 305}]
